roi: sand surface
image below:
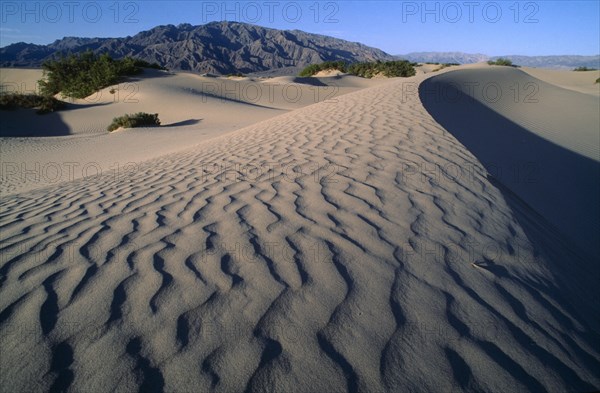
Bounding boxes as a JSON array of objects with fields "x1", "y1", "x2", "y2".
[
  {"x1": 520, "y1": 67, "x2": 600, "y2": 96},
  {"x1": 1, "y1": 69, "x2": 379, "y2": 195},
  {"x1": 1, "y1": 66, "x2": 599, "y2": 392}
]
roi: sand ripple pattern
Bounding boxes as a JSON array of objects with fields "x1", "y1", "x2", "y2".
[{"x1": 1, "y1": 78, "x2": 599, "y2": 392}]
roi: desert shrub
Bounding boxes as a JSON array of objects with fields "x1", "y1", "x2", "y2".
[
  {"x1": 300, "y1": 60, "x2": 416, "y2": 78},
  {"x1": 574, "y1": 66, "x2": 598, "y2": 71},
  {"x1": 348, "y1": 60, "x2": 416, "y2": 78},
  {"x1": 132, "y1": 59, "x2": 167, "y2": 70},
  {"x1": 40, "y1": 51, "x2": 125, "y2": 98},
  {"x1": 299, "y1": 64, "x2": 321, "y2": 77},
  {"x1": 38, "y1": 51, "x2": 165, "y2": 99},
  {"x1": 226, "y1": 72, "x2": 245, "y2": 77},
  {"x1": 0, "y1": 93, "x2": 66, "y2": 114},
  {"x1": 487, "y1": 58, "x2": 514, "y2": 66},
  {"x1": 299, "y1": 61, "x2": 348, "y2": 76},
  {"x1": 432, "y1": 63, "x2": 461, "y2": 72},
  {"x1": 347, "y1": 62, "x2": 373, "y2": 78},
  {"x1": 107, "y1": 112, "x2": 160, "y2": 131},
  {"x1": 596, "y1": 77, "x2": 600, "y2": 84}
]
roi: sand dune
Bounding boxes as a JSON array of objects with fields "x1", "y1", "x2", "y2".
[
  {"x1": 1, "y1": 65, "x2": 599, "y2": 392},
  {"x1": 414, "y1": 63, "x2": 445, "y2": 75},
  {"x1": 1, "y1": 69, "x2": 380, "y2": 196},
  {"x1": 260, "y1": 74, "x2": 383, "y2": 89},
  {"x1": 520, "y1": 67, "x2": 600, "y2": 96},
  {"x1": 420, "y1": 67, "x2": 600, "y2": 262}
]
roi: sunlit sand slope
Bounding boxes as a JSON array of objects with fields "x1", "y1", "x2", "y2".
[{"x1": 0, "y1": 68, "x2": 375, "y2": 196}]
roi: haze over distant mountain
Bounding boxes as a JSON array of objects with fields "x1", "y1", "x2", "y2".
[
  {"x1": 0, "y1": 21, "x2": 394, "y2": 74},
  {"x1": 398, "y1": 52, "x2": 490, "y2": 65},
  {"x1": 397, "y1": 52, "x2": 600, "y2": 70}
]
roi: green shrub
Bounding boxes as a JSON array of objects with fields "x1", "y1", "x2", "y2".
[
  {"x1": 574, "y1": 66, "x2": 598, "y2": 71},
  {"x1": 132, "y1": 59, "x2": 167, "y2": 70},
  {"x1": 299, "y1": 64, "x2": 320, "y2": 77},
  {"x1": 38, "y1": 51, "x2": 165, "y2": 99},
  {"x1": 347, "y1": 60, "x2": 416, "y2": 78},
  {"x1": 487, "y1": 58, "x2": 514, "y2": 66},
  {"x1": 300, "y1": 60, "x2": 415, "y2": 78},
  {"x1": 299, "y1": 61, "x2": 348, "y2": 76},
  {"x1": 431, "y1": 63, "x2": 460, "y2": 72},
  {"x1": 107, "y1": 112, "x2": 160, "y2": 131},
  {"x1": 0, "y1": 93, "x2": 66, "y2": 114},
  {"x1": 596, "y1": 77, "x2": 600, "y2": 84}
]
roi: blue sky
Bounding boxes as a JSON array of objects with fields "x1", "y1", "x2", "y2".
[{"x1": 1, "y1": 1, "x2": 598, "y2": 55}]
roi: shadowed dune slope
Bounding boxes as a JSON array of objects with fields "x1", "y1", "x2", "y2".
[
  {"x1": 420, "y1": 67, "x2": 600, "y2": 262},
  {"x1": 1, "y1": 73, "x2": 599, "y2": 392}
]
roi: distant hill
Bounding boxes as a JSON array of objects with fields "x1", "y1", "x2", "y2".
[
  {"x1": 0, "y1": 21, "x2": 394, "y2": 74},
  {"x1": 493, "y1": 55, "x2": 600, "y2": 70},
  {"x1": 398, "y1": 52, "x2": 489, "y2": 65},
  {"x1": 397, "y1": 52, "x2": 600, "y2": 70}
]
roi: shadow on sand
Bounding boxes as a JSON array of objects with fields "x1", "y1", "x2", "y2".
[
  {"x1": 419, "y1": 76, "x2": 600, "y2": 328},
  {"x1": 0, "y1": 102, "x2": 111, "y2": 137},
  {"x1": 420, "y1": 73, "x2": 600, "y2": 392},
  {"x1": 162, "y1": 118, "x2": 202, "y2": 127},
  {"x1": 419, "y1": 77, "x2": 600, "y2": 260},
  {"x1": 0, "y1": 109, "x2": 71, "y2": 137}
]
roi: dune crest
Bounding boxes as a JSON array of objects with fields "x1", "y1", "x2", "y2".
[{"x1": 420, "y1": 67, "x2": 600, "y2": 261}]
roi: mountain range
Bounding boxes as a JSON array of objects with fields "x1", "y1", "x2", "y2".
[
  {"x1": 397, "y1": 51, "x2": 600, "y2": 70},
  {"x1": 1, "y1": 22, "x2": 598, "y2": 73},
  {"x1": 0, "y1": 21, "x2": 393, "y2": 74}
]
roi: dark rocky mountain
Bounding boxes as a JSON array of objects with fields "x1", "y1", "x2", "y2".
[
  {"x1": 0, "y1": 21, "x2": 394, "y2": 74},
  {"x1": 397, "y1": 51, "x2": 600, "y2": 70}
]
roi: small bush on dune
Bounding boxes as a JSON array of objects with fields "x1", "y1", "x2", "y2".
[
  {"x1": 39, "y1": 51, "x2": 166, "y2": 99},
  {"x1": 487, "y1": 58, "x2": 514, "y2": 67},
  {"x1": 40, "y1": 51, "x2": 129, "y2": 99},
  {"x1": 107, "y1": 112, "x2": 161, "y2": 131},
  {"x1": 299, "y1": 61, "x2": 348, "y2": 76},
  {"x1": 0, "y1": 93, "x2": 66, "y2": 114},
  {"x1": 596, "y1": 77, "x2": 600, "y2": 84},
  {"x1": 300, "y1": 60, "x2": 416, "y2": 78},
  {"x1": 299, "y1": 64, "x2": 320, "y2": 77},
  {"x1": 433, "y1": 63, "x2": 461, "y2": 72},
  {"x1": 348, "y1": 60, "x2": 416, "y2": 78},
  {"x1": 132, "y1": 59, "x2": 167, "y2": 71}
]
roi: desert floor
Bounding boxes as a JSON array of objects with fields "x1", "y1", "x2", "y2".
[{"x1": 0, "y1": 65, "x2": 599, "y2": 392}]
